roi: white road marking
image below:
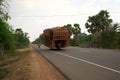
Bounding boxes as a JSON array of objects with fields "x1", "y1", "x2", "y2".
[{"x1": 55, "y1": 51, "x2": 120, "y2": 74}]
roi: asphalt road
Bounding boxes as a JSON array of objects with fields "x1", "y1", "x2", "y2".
[{"x1": 32, "y1": 44, "x2": 120, "y2": 80}]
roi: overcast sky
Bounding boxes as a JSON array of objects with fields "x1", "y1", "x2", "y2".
[{"x1": 8, "y1": 0, "x2": 120, "y2": 42}]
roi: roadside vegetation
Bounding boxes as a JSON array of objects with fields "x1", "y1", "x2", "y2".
[
  {"x1": 33, "y1": 10, "x2": 120, "y2": 49},
  {"x1": 0, "y1": 0, "x2": 30, "y2": 79},
  {"x1": 0, "y1": 0, "x2": 30, "y2": 59},
  {"x1": 0, "y1": 0, "x2": 119, "y2": 79}
]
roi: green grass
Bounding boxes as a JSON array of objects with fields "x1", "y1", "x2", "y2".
[{"x1": 0, "y1": 68, "x2": 10, "y2": 79}]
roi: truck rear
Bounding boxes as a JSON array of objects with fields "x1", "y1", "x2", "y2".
[{"x1": 44, "y1": 27, "x2": 70, "y2": 49}]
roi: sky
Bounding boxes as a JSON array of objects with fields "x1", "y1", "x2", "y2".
[{"x1": 8, "y1": 0, "x2": 120, "y2": 42}]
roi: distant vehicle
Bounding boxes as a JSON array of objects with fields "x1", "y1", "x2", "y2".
[
  {"x1": 38, "y1": 44, "x2": 41, "y2": 48},
  {"x1": 44, "y1": 27, "x2": 70, "y2": 49}
]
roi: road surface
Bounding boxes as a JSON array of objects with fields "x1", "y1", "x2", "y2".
[{"x1": 32, "y1": 45, "x2": 120, "y2": 80}]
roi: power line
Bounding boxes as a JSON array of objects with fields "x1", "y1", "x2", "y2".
[{"x1": 11, "y1": 13, "x2": 120, "y2": 18}]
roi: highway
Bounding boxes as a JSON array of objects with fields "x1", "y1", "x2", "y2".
[{"x1": 32, "y1": 45, "x2": 120, "y2": 80}]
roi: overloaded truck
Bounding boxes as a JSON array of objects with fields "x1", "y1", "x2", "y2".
[{"x1": 43, "y1": 27, "x2": 70, "y2": 49}]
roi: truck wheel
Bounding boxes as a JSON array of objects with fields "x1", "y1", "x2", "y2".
[{"x1": 56, "y1": 43, "x2": 61, "y2": 49}]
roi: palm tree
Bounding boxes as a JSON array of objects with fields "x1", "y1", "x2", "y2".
[
  {"x1": 73, "y1": 23, "x2": 81, "y2": 39},
  {"x1": 85, "y1": 10, "x2": 112, "y2": 34},
  {"x1": 64, "y1": 24, "x2": 73, "y2": 37}
]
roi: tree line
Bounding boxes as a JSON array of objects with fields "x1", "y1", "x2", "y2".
[
  {"x1": 33, "y1": 10, "x2": 120, "y2": 49},
  {"x1": 65, "y1": 10, "x2": 120, "y2": 48},
  {"x1": 0, "y1": 0, "x2": 30, "y2": 60}
]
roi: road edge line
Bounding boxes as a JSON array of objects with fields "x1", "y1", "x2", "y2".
[{"x1": 55, "y1": 51, "x2": 120, "y2": 74}]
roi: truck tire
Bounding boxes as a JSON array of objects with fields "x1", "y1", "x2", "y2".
[{"x1": 56, "y1": 42, "x2": 61, "y2": 49}]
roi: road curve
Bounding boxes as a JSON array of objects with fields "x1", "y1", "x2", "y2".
[{"x1": 32, "y1": 44, "x2": 120, "y2": 80}]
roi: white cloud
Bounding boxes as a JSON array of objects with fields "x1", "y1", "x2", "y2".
[
  {"x1": 98, "y1": 0, "x2": 109, "y2": 3},
  {"x1": 113, "y1": 0, "x2": 120, "y2": 3},
  {"x1": 9, "y1": 0, "x2": 120, "y2": 41},
  {"x1": 23, "y1": 0, "x2": 38, "y2": 9}
]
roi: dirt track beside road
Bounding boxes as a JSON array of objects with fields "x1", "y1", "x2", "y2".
[{"x1": 3, "y1": 46, "x2": 66, "y2": 80}]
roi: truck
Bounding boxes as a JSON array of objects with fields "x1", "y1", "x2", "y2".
[{"x1": 43, "y1": 27, "x2": 70, "y2": 49}]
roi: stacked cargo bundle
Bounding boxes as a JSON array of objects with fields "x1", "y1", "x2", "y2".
[
  {"x1": 52, "y1": 27, "x2": 69, "y2": 40},
  {"x1": 43, "y1": 27, "x2": 70, "y2": 49},
  {"x1": 44, "y1": 29, "x2": 53, "y2": 47}
]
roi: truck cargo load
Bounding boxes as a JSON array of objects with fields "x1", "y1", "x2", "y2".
[{"x1": 44, "y1": 27, "x2": 70, "y2": 49}]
